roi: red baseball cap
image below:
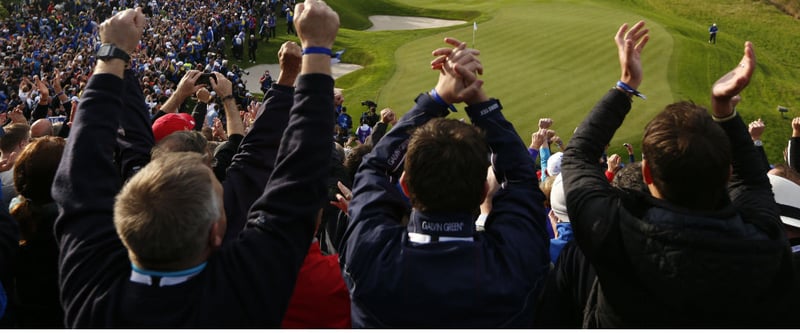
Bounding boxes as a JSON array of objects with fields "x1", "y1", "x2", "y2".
[{"x1": 152, "y1": 113, "x2": 195, "y2": 143}]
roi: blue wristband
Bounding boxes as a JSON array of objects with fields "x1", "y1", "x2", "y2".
[
  {"x1": 429, "y1": 89, "x2": 457, "y2": 113},
  {"x1": 302, "y1": 47, "x2": 332, "y2": 56},
  {"x1": 616, "y1": 81, "x2": 646, "y2": 100}
]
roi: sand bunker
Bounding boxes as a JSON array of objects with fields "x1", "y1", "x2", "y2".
[
  {"x1": 367, "y1": 15, "x2": 466, "y2": 31},
  {"x1": 243, "y1": 15, "x2": 465, "y2": 93},
  {"x1": 243, "y1": 62, "x2": 364, "y2": 94}
]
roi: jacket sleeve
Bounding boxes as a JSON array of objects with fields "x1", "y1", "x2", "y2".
[
  {"x1": 717, "y1": 113, "x2": 783, "y2": 237},
  {"x1": 339, "y1": 93, "x2": 448, "y2": 271},
  {"x1": 52, "y1": 74, "x2": 130, "y2": 327},
  {"x1": 561, "y1": 89, "x2": 631, "y2": 262},
  {"x1": 211, "y1": 133, "x2": 243, "y2": 182},
  {"x1": 30, "y1": 103, "x2": 49, "y2": 121},
  {"x1": 464, "y1": 99, "x2": 549, "y2": 267},
  {"x1": 368, "y1": 121, "x2": 387, "y2": 145},
  {"x1": 221, "y1": 84, "x2": 293, "y2": 243},
  {"x1": 788, "y1": 137, "x2": 800, "y2": 173},
  {"x1": 220, "y1": 74, "x2": 334, "y2": 324},
  {"x1": 191, "y1": 101, "x2": 208, "y2": 131},
  {"x1": 116, "y1": 69, "x2": 155, "y2": 181}
]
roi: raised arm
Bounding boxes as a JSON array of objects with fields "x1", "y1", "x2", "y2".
[
  {"x1": 561, "y1": 21, "x2": 649, "y2": 257},
  {"x1": 152, "y1": 70, "x2": 203, "y2": 122},
  {"x1": 341, "y1": 38, "x2": 479, "y2": 263},
  {"x1": 220, "y1": 1, "x2": 340, "y2": 325},
  {"x1": 52, "y1": 8, "x2": 146, "y2": 326},
  {"x1": 116, "y1": 67, "x2": 155, "y2": 182},
  {"x1": 222, "y1": 41, "x2": 301, "y2": 243},
  {"x1": 788, "y1": 117, "x2": 800, "y2": 173},
  {"x1": 710, "y1": 42, "x2": 781, "y2": 233}
]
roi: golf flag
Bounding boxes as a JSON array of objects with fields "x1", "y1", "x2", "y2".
[{"x1": 473, "y1": 22, "x2": 477, "y2": 31}]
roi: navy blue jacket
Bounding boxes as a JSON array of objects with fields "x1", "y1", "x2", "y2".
[
  {"x1": 340, "y1": 94, "x2": 550, "y2": 328},
  {"x1": 52, "y1": 72, "x2": 333, "y2": 327}
]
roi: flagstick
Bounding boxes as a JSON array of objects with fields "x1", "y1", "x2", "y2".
[{"x1": 472, "y1": 22, "x2": 477, "y2": 47}]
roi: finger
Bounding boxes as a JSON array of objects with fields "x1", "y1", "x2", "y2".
[
  {"x1": 431, "y1": 47, "x2": 454, "y2": 57},
  {"x1": 443, "y1": 37, "x2": 463, "y2": 48},
  {"x1": 453, "y1": 63, "x2": 478, "y2": 82},
  {"x1": 457, "y1": 79, "x2": 484, "y2": 101},
  {"x1": 615, "y1": 23, "x2": 630, "y2": 44},
  {"x1": 635, "y1": 34, "x2": 650, "y2": 53}
]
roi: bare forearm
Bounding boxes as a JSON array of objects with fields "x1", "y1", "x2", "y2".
[{"x1": 224, "y1": 99, "x2": 244, "y2": 136}]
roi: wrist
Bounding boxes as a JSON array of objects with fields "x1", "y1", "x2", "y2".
[{"x1": 429, "y1": 88, "x2": 457, "y2": 113}]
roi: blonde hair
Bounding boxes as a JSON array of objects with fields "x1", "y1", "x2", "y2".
[{"x1": 114, "y1": 152, "x2": 221, "y2": 268}]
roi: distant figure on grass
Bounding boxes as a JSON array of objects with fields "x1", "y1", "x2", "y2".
[{"x1": 709, "y1": 23, "x2": 718, "y2": 44}]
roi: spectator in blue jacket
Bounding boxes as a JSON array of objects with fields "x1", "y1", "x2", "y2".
[
  {"x1": 339, "y1": 37, "x2": 550, "y2": 328},
  {"x1": 51, "y1": 2, "x2": 340, "y2": 327}
]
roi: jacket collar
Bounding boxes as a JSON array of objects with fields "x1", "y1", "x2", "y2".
[{"x1": 406, "y1": 210, "x2": 475, "y2": 244}]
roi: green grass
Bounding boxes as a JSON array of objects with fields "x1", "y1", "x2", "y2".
[{"x1": 237, "y1": 0, "x2": 800, "y2": 164}]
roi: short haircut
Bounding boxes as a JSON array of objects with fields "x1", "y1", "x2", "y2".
[
  {"x1": 114, "y1": 152, "x2": 221, "y2": 268},
  {"x1": 404, "y1": 118, "x2": 489, "y2": 213},
  {"x1": 151, "y1": 130, "x2": 210, "y2": 165},
  {"x1": 642, "y1": 101, "x2": 731, "y2": 210},
  {"x1": 612, "y1": 161, "x2": 649, "y2": 194},
  {"x1": 0, "y1": 123, "x2": 31, "y2": 153}
]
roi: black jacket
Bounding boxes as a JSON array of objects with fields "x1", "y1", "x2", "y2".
[
  {"x1": 561, "y1": 89, "x2": 798, "y2": 327},
  {"x1": 52, "y1": 72, "x2": 333, "y2": 327}
]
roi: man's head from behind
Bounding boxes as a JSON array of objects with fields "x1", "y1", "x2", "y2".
[
  {"x1": 401, "y1": 118, "x2": 489, "y2": 213},
  {"x1": 114, "y1": 152, "x2": 225, "y2": 270},
  {"x1": 642, "y1": 101, "x2": 731, "y2": 210},
  {"x1": 0, "y1": 123, "x2": 31, "y2": 155}
]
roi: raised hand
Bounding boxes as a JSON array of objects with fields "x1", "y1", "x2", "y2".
[
  {"x1": 793, "y1": 117, "x2": 800, "y2": 138},
  {"x1": 748, "y1": 118, "x2": 765, "y2": 141},
  {"x1": 277, "y1": 41, "x2": 302, "y2": 86},
  {"x1": 623, "y1": 142, "x2": 634, "y2": 155},
  {"x1": 210, "y1": 72, "x2": 233, "y2": 99},
  {"x1": 294, "y1": 0, "x2": 339, "y2": 50},
  {"x1": 712, "y1": 42, "x2": 756, "y2": 118},
  {"x1": 614, "y1": 21, "x2": 649, "y2": 90},
  {"x1": 530, "y1": 130, "x2": 546, "y2": 149},
  {"x1": 379, "y1": 108, "x2": 396, "y2": 125},
  {"x1": 538, "y1": 118, "x2": 553, "y2": 130},
  {"x1": 9, "y1": 105, "x2": 26, "y2": 124},
  {"x1": 196, "y1": 87, "x2": 211, "y2": 103},
  {"x1": 175, "y1": 70, "x2": 203, "y2": 99},
  {"x1": 430, "y1": 37, "x2": 486, "y2": 105},
  {"x1": 330, "y1": 181, "x2": 352, "y2": 215},
  {"x1": 607, "y1": 154, "x2": 622, "y2": 173},
  {"x1": 98, "y1": 7, "x2": 145, "y2": 55}
]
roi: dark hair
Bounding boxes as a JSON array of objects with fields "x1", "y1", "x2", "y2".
[
  {"x1": 11, "y1": 136, "x2": 66, "y2": 242},
  {"x1": 404, "y1": 118, "x2": 489, "y2": 213},
  {"x1": 642, "y1": 101, "x2": 730, "y2": 210},
  {"x1": 344, "y1": 142, "x2": 372, "y2": 182},
  {"x1": 612, "y1": 161, "x2": 649, "y2": 194},
  {"x1": 0, "y1": 123, "x2": 31, "y2": 153}
]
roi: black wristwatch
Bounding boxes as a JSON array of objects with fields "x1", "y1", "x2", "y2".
[{"x1": 96, "y1": 43, "x2": 131, "y2": 63}]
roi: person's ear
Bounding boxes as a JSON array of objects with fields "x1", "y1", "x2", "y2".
[
  {"x1": 642, "y1": 159, "x2": 654, "y2": 185},
  {"x1": 208, "y1": 219, "x2": 223, "y2": 249},
  {"x1": 399, "y1": 171, "x2": 411, "y2": 198}
]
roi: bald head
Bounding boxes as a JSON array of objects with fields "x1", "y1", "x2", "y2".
[{"x1": 30, "y1": 118, "x2": 54, "y2": 138}]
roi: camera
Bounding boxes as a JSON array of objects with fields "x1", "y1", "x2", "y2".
[
  {"x1": 361, "y1": 100, "x2": 377, "y2": 108},
  {"x1": 623, "y1": 143, "x2": 631, "y2": 147},
  {"x1": 196, "y1": 73, "x2": 217, "y2": 86}
]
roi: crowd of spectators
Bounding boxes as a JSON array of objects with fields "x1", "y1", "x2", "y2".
[{"x1": 0, "y1": 0, "x2": 799, "y2": 329}]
